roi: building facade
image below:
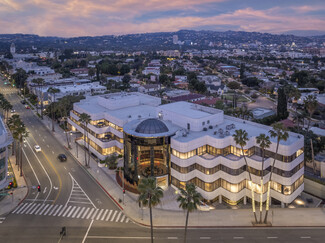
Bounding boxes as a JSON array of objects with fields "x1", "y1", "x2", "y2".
[
  {"x1": 0, "y1": 117, "x2": 13, "y2": 191},
  {"x1": 68, "y1": 92, "x2": 304, "y2": 206}
]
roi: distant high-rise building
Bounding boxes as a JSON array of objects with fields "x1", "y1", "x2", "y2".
[
  {"x1": 173, "y1": 35, "x2": 178, "y2": 44},
  {"x1": 10, "y1": 43, "x2": 16, "y2": 54}
]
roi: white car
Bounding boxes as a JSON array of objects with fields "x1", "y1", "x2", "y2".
[
  {"x1": 10, "y1": 109, "x2": 15, "y2": 113},
  {"x1": 34, "y1": 145, "x2": 41, "y2": 152}
]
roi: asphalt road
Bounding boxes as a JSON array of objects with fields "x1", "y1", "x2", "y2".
[{"x1": 1, "y1": 76, "x2": 325, "y2": 243}]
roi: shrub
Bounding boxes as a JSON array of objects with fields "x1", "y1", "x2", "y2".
[{"x1": 203, "y1": 127, "x2": 208, "y2": 131}]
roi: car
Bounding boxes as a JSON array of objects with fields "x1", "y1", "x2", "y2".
[
  {"x1": 34, "y1": 145, "x2": 41, "y2": 152},
  {"x1": 10, "y1": 109, "x2": 15, "y2": 113},
  {"x1": 20, "y1": 100, "x2": 26, "y2": 105},
  {"x1": 58, "y1": 154, "x2": 67, "y2": 162},
  {"x1": 25, "y1": 105, "x2": 30, "y2": 109}
]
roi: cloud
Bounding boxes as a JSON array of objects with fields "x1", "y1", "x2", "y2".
[{"x1": 0, "y1": 1, "x2": 324, "y2": 37}]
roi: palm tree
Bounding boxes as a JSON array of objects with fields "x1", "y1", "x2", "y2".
[
  {"x1": 79, "y1": 113, "x2": 91, "y2": 167},
  {"x1": 304, "y1": 95, "x2": 318, "y2": 131},
  {"x1": 32, "y1": 78, "x2": 45, "y2": 118},
  {"x1": 177, "y1": 183, "x2": 201, "y2": 243},
  {"x1": 7, "y1": 114, "x2": 21, "y2": 159},
  {"x1": 47, "y1": 87, "x2": 60, "y2": 132},
  {"x1": 2, "y1": 100, "x2": 12, "y2": 122},
  {"x1": 264, "y1": 122, "x2": 288, "y2": 223},
  {"x1": 57, "y1": 98, "x2": 71, "y2": 149},
  {"x1": 7, "y1": 115, "x2": 28, "y2": 176},
  {"x1": 233, "y1": 129, "x2": 258, "y2": 223},
  {"x1": 138, "y1": 177, "x2": 164, "y2": 243},
  {"x1": 256, "y1": 133, "x2": 271, "y2": 224}
]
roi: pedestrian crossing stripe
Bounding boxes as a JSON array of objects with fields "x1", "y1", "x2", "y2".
[
  {"x1": 0, "y1": 217, "x2": 5, "y2": 224},
  {"x1": 11, "y1": 203, "x2": 130, "y2": 223}
]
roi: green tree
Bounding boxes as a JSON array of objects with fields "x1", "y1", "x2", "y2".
[
  {"x1": 277, "y1": 87, "x2": 288, "y2": 120},
  {"x1": 32, "y1": 78, "x2": 45, "y2": 118},
  {"x1": 290, "y1": 71, "x2": 309, "y2": 87},
  {"x1": 119, "y1": 64, "x2": 130, "y2": 75},
  {"x1": 47, "y1": 87, "x2": 60, "y2": 132},
  {"x1": 215, "y1": 100, "x2": 224, "y2": 110},
  {"x1": 227, "y1": 81, "x2": 240, "y2": 90},
  {"x1": 88, "y1": 68, "x2": 96, "y2": 78},
  {"x1": 79, "y1": 113, "x2": 91, "y2": 167},
  {"x1": 12, "y1": 68, "x2": 28, "y2": 89},
  {"x1": 303, "y1": 95, "x2": 318, "y2": 131},
  {"x1": 105, "y1": 153, "x2": 119, "y2": 169},
  {"x1": 255, "y1": 134, "x2": 271, "y2": 224},
  {"x1": 159, "y1": 74, "x2": 170, "y2": 87},
  {"x1": 240, "y1": 63, "x2": 246, "y2": 80},
  {"x1": 177, "y1": 183, "x2": 202, "y2": 243},
  {"x1": 121, "y1": 74, "x2": 131, "y2": 90},
  {"x1": 138, "y1": 177, "x2": 163, "y2": 243},
  {"x1": 233, "y1": 129, "x2": 258, "y2": 223},
  {"x1": 264, "y1": 123, "x2": 288, "y2": 223}
]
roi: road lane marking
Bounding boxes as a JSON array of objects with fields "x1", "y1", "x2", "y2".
[
  {"x1": 87, "y1": 236, "x2": 152, "y2": 239},
  {"x1": 35, "y1": 204, "x2": 47, "y2": 215},
  {"x1": 67, "y1": 206, "x2": 77, "y2": 217},
  {"x1": 301, "y1": 236, "x2": 311, "y2": 239},
  {"x1": 167, "y1": 237, "x2": 178, "y2": 240},
  {"x1": 62, "y1": 206, "x2": 72, "y2": 217},
  {"x1": 115, "y1": 211, "x2": 122, "y2": 222},
  {"x1": 29, "y1": 204, "x2": 42, "y2": 214},
  {"x1": 82, "y1": 220, "x2": 94, "y2": 243},
  {"x1": 120, "y1": 214, "x2": 125, "y2": 222},
  {"x1": 52, "y1": 205, "x2": 63, "y2": 216},
  {"x1": 126, "y1": 217, "x2": 129, "y2": 223},
  {"x1": 267, "y1": 237, "x2": 278, "y2": 239},
  {"x1": 110, "y1": 211, "x2": 117, "y2": 221},
  {"x1": 100, "y1": 209, "x2": 108, "y2": 221},
  {"x1": 82, "y1": 208, "x2": 90, "y2": 219},
  {"x1": 52, "y1": 151, "x2": 54, "y2": 154},
  {"x1": 106, "y1": 210, "x2": 113, "y2": 221},
  {"x1": 16, "y1": 203, "x2": 31, "y2": 214},
  {"x1": 57, "y1": 206, "x2": 67, "y2": 217},
  {"x1": 22, "y1": 149, "x2": 40, "y2": 202},
  {"x1": 13, "y1": 203, "x2": 28, "y2": 214},
  {"x1": 25, "y1": 141, "x2": 53, "y2": 203},
  {"x1": 87, "y1": 208, "x2": 95, "y2": 219},
  {"x1": 91, "y1": 209, "x2": 99, "y2": 220},
  {"x1": 76, "y1": 207, "x2": 86, "y2": 218},
  {"x1": 96, "y1": 209, "x2": 104, "y2": 220},
  {"x1": 46, "y1": 145, "x2": 49, "y2": 148},
  {"x1": 39, "y1": 204, "x2": 50, "y2": 215},
  {"x1": 45, "y1": 204, "x2": 57, "y2": 216},
  {"x1": 200, "y1": 237, "x2": 211, "y2": 240},
  {"x1": 234, "y1": 237, "x2": 244, "y2": 239}
]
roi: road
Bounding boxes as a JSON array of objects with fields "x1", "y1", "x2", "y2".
[{"x1": 1, "y1": 76, "x2": 325, "y2": 242}]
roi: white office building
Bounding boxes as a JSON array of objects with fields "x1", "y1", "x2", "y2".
[{"x1": 68, "y1": 92, "x2": 304, "y2": 206}]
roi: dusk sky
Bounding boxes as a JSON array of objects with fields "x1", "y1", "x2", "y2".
[{"x1": 1, "y1": 0, "x2": 325, "y2": 37}]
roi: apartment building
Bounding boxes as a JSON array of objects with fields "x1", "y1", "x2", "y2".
[{"x1": 0, "y1": 117, "x2": 13, "y2": 191}]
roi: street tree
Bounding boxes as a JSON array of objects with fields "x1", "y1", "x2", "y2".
[
  {"x1": 47, "y1": 87, "x2": 60, "y2": 132},
  {"x1": 79, "y1": 113, "x2": 91, "y2": 167},
  {"x1": 256, "y1": 133, "x2": 271, "y2": 224},
  {"x1": 177, "y1": 183, "x2": 202, "y2": 243},
  {"x1": 264, "y1": 123, "x2": 288, "y2": 223},
  {"x1": 138, "y1": 177, "x2": 163, "y2": 243},
  {"x1": 233, "y1": 129, "x2": 258, "y2": 223}
]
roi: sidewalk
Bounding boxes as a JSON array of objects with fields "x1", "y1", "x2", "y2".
[
  {"x1": 32, "y1": 110, "x2": 325, "y2": 227},
  {"x1": 0, "y1": 154, "x2": 28, "y2": 216}
]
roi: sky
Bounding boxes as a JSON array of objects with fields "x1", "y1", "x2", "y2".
[{"x1": 0, "y1": 0, "x2": 325, "y2": 37}]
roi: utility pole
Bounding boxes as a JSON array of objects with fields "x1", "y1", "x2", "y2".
[{"x1": 122, "y1": 169, "x2": 125, "y2": 205}]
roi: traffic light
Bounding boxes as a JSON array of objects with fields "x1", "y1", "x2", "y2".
[
  {"x1": 37, "y1": 185, "x2": 41, "y2": 192},
  {"x1": 8, "y1": 182, "x2": 13, "y2": 189}
]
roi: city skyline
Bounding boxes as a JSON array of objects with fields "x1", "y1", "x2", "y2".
[{"x1": 0, "y1": 0, "x2": 324, "y2": 37}]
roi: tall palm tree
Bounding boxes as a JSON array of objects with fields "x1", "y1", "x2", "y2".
[
  {"x1": 2, "y1": 100, "x2": 12, "y2": 122},
  {"x1": 47, "y1": 87, "x2": 60, "y2": 132},
  {"x1": 304, "y1": 95, "x2": 318, "y2": 131},
  {"x1": 32, "y1": 78, "x2": 45, "y2": 118},
  {"x1": 57, "y1": 98, "x2": 71, "y2": 149},
  {"x1": 79, "y1": 113, "x2": 91, "y2": 167},
  {"x1": 177, "y1": 183, "x2": 201, "y2": 243},
  {"x1": 233, "y1": 129, "x2": 258, "y2": 223},
  {"x1": 138, "y1": 177, "x2": 163, "y2": 243},
  {"x1": 264, "y1": 122, "x2": 288, "y2": 223},
  {"x1": 7, "y1": 115, "x2": 28, "y2": 176},
  {"x1": 256, "y1": 133, "x2": 271, "y2": 224},
  {"x1": 7, "y1": 114, "x2": 21, "y2": 160}
]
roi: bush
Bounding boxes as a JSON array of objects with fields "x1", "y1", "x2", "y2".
[
  {"x1": 251, "y1": 93, "x2": 258, "y2": 99},
  {"x1": 209, "y1": 125, "x2": 213, "y2": 129},
  {"x1": 203, "y1": 127, "x2": 208, "y2": 131}
]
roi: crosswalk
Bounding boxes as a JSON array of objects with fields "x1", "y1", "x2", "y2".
[
  {"x1": 11, "y1": 203, "x2": 130, "y2": 223},
  {"x1": 66, "y1": 174, "x2": 95, "y2": 207},
  {"x1": 0, "y1": 217, "x2": 5, "y2": 224}
]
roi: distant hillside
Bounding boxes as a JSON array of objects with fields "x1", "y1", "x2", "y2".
[
  {"x1": 282, "y1": 30, "x2": 325, "y2": 37},
  {"x1": 0, "y1": 30, "x2": 324, "y2": 53}
]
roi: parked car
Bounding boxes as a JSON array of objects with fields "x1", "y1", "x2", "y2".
[
  {"x1": 34, "y1": 145, "x2": 41, "y2": 152},
  {"x1": 25, "y1": 105, "x2": 30, "y2": 109},
  {"x1": 20, "y1": 100, "x2": 26, "y2": 105},
  {"x1": 57, "y1": 154, "x2": 67, "y2": 162},
  {"x1": 10, "y1": 109, "x2": 15, "y2": 113}
]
